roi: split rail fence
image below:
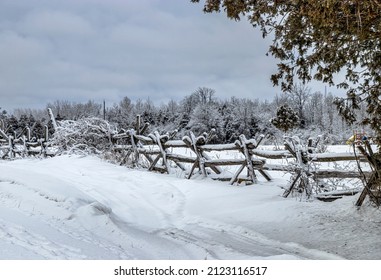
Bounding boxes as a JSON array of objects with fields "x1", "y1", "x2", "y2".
[
  {"x1": 0, "y1": 125, "x2": 55, "y2": 159},
  {"x1": 0, "y1": 113, "x2": 379, "y2": 206}
]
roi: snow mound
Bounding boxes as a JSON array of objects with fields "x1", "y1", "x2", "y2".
[{"x1": 78, "y1": 202, "x2": 113, "y2": 216}]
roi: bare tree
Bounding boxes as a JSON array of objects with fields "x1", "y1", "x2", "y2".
[
  {"x1": 288, "y1": 84, "x2": 311, "y2": 128},
  {"x1": 192, "y1": 87, "x2": 216, "y2": 105}
]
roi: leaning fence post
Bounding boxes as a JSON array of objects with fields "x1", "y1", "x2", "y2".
[
  {"x1": 129, "y1": 129, "x2": 140, "y2": 167},
  {"x1": 154, "y1": 131, "x2": 170, "y2": 173},
  {"x1": 8, "y1": 135, "x2": 14, "y2": 159},
  {"x1": 41, "y1": 125, "x2": 49, "y2": 157},
  {"x1": 47, "y1": 108, "x2": 58, "y2": 131}
]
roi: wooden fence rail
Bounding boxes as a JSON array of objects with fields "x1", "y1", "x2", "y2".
[
  {"x1": 112, "y1": 129, "x2": 271, "y2": 185},
  {"x1": 112, "y1": 129, "x2": 371, "y2": 193},
  {"x1": 0, "y1": 113, "x2": 377, "y2": 205},
  {"x1": 0, "y1": 126, "x2": 54, "y2": 159}
]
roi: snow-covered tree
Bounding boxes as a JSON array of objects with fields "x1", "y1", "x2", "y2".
[{"x1": 187, "y1": 103, "x2": 223, "y2": 141}]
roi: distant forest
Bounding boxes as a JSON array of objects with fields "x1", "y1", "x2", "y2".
[{"x1": 0, "y1": 85, "x2": 369, "y2": 144}]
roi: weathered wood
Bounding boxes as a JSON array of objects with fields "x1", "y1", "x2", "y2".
[
  {"x1": 203, "y1": 158, "x2": 264, "y2": 167},
  {"x1": 190, "y1": 132, "x2": 207, "y2": 177},
  {"x1": 256, "y1": 134, "x2": 265, "y2": 147},
  {"x1": 205, "y1": 159, "x2": 244, "y2": 166},
  {"x1": 129, "y1": 130, "x2": 139, "y2": 166},
  {"x1": 314, "y1": 169, "x2": 371, "y2": 179},
  {"x1": 357, "y1": 145, "x2": 379, "y2": 171},
  {"x1": 154, "y1": 131, "x2": 170, "y2": 173},
  {"x1": 167, "y1": 153, "x2": 197, "y2": 163},
  {"x1": 283, "y1": 172, "x2": 302, "y2": 198},
  {"x1": 121, "y1": 149, "x2": 132, "y2": 165},
  {"x1": 148, "y1": 154, "x2": 162, "y2": 172},
  {"x1": 251, "y1": 149, "x2": 292, "y2": 159},
  {"x1": 307, "y1": 138, "x2": 313, "y2": 151},
  {"x1": 315, "y1": 196, "x2": 343, "y2": 202},
  {"x1": 27, "y1": 141, "x2": 46, "y2": 148},
  {"x1": 230, "y1": 164, "x2": 246, "y2": 185},
  {"x1": 317, "y1": 188, "x2": 362, "y2": 198},
  {"x1": 201, "y1": 143, "x2": 239, "y2": 151},
  {"x1": 251, "y1": 149, "x2": 365, "y2": 162},
  {"x1": 284, "y1": 141, "x2": 297, "y2": 159},
  {"x1": 135, "y1": 115, "x2": 141, "y2": 135},
  {"x1": 165, "y1": 156, "x2": 187, "y2": 171},
  {"x1": 183, "y1": 134, "x2": 207, "y2": 177},
  {"x1": 151, "y1": 166, "x2": 167, "y2": 173},
  {"x1": 8, "y1": 136, "x2": 14, "y2": 159},
  {"x1": 355, "y1": 175, "x2": 375, "y2": 207},
  {"x1": 137, "y1": 148, "x2": 160, "y2": 155},
  {"x1": 355, "y1": 168, "x2": 381, "y2": 207},
  {"x1": 354, "y1": 143, "x2": 381, "y2": 207},
  {"x1": 26, "y1": 127, "x2": 31, "y2": 141},
  {"x1": 258, "y1": 169, "x2": 272, "y2": 181},
  {"x1": 44, "y1": 125, "x2": 49, "y2": 142},
  {"x1": 47, "y1": 108, "x2": 58, "y2": 131},
  {"x1": 195, "y1": 135, "x2": 206, "y2": 146},
  {"x1": 239, "y1": 134, "x2": 257, "y2": 183},
  {"x1": 135, "y1": 153, "x2": 152, "y2": 165},
  {"x1": 211, "y1": 176, "x2": 253, "y2": 183},
  {"x1": 261, "y1": 163, "x2": 298, "y2": 172},
  {"x1": 226, "y1": 138, "x2": 253, "y2": 184},
  {"x1": 133, "y1": 134, "x2": 154, "y2": 144},
  {"x1": 245, "y1": 139, "x2": 259, "y2": 150},
  {"x1": 164, "y1": 140, "x2": 188, "y2": 148},
  {"x1": 187, "y1": 162, "x2": 199, "y2": 179},
  {"x1": 140, "y1": 122, "x2": 150, "y2": 135},
  {"x1": 0, "y1": 128, "x2": 9, "y2": 141},
  {"x1": 112, "y1": 131, "x2": 130, "y2": 139},
  {"x1": 200, "y1": 151, "x2": 222, "y2": 174},
  {"x1": 309, "y1": 152, "x2": 365, "y2": 162}
]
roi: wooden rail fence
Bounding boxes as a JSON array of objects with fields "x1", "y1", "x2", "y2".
[{"x1": 1, "y1": 112, "x2": 378, "y2": 205}]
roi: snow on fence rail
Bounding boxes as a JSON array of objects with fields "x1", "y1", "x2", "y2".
[
  {"x1": 1, "y1": 112, "x2": 379, "y2": 206},
  {"x1": 113, "y1": 128, "x2": 372, "y2": 199},
  {"x1": 113, "y1": 130, "x2": 272, "y2": 185},
  {"x1": 0, "y1": 125, "x2": 56, "y2": 159}
]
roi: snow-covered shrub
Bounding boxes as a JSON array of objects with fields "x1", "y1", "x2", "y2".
[{"x1": 51, "y1": 118, "x2": 117, "y2": 155}]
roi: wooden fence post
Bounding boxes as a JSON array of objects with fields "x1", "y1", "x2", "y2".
[
  {"x1": 0, "y1": 128, "x2": 9, "y2": 142},
  {"x1": 47, "y1": 108, "x2": 58, "y2": 131},
  {"x1": 128, "y1": 129, "x2": 140, "y2": 167},
  {"x1": 282, "y1": 137, "x2": 313, "y2": 198},
  {"x1": 8, "y1": 135, "x2": 14, "y2": 159},
  {"x1": 355, "y1": 142, "x2": 381, "y2": 207},
  {"x1": 148, "y1": 131, "x2": 170, "y2": 174},
  {"x1": 182, "y1": 132, "x2": 207, "y2": 178}
]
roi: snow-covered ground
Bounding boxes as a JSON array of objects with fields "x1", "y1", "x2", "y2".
[{"x1": 1, "y1": 148, "x2": 380, "y2": 260}]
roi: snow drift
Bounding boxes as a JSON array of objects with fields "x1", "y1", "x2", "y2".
[{"x1": 1, "y1": 154, "x2": 380, "y2": 260}]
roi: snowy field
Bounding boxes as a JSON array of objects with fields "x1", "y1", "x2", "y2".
[{"x1": 1, "y1": 146, "x2": 381, "y2": 260}]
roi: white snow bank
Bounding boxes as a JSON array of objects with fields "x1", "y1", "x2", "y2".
[{"x1": 0, "y1": 154, "x2": 380, "y2": 260}]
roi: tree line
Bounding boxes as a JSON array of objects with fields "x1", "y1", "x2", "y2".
[{"x1": 0, "y1": 85, "x2": 368, "y2": 144}]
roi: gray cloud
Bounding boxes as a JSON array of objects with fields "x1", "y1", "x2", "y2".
[{"x1": 0, "y1": 0, "x2": 332, "y2": 112}]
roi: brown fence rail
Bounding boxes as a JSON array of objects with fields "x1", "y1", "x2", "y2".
[{"x1": 1, "y1": 112, "x2": 378, "y2": 206}]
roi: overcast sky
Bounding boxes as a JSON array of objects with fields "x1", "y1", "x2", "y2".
[{"x1": 0, "y1": 0, "x2": 333, "y2": 111}]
